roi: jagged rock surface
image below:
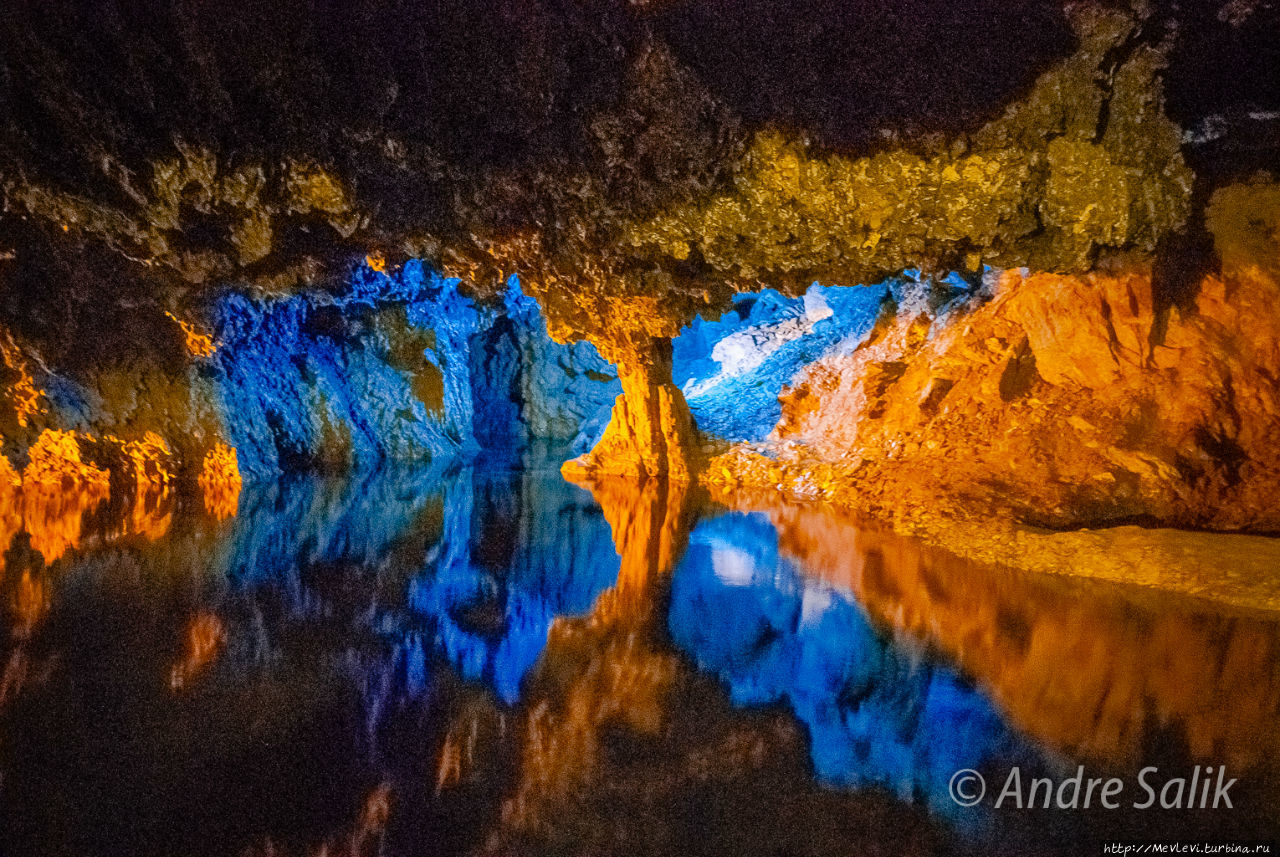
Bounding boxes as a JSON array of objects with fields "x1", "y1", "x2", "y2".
[
  {"x1": 563, "y1": 338, "x2": 701, "y2": 482},
  {"x1": 675, "y1": 283, "x2": 891, "y2": 442},
  {"x1": 709, "y1": 182, "x2": 1280, "y2": 532},
  {"x1": 0, "y1": 261, "x2": 621, "y2": 486}
]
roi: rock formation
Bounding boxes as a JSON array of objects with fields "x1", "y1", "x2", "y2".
[
  {"x1": 562, "y1": 337, "x2": 702, "y2": 482},
  {"x1": 0, "y1": 0, "x2": 1277, "y2": 531},
  {"x1": 0, "y1": 259, "x2": 621, "y2": 561},
  {"x1": 709, "y1": 180, "x2": 1280, "y2": 536}
]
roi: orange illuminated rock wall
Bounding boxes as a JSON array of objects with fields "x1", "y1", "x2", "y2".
[
  {"x1": 0, "y1": 330, "x2": 45, "y2": 429},
  {"x1": 709, "y1": 183, "x2": 1280, "y2": 533}
]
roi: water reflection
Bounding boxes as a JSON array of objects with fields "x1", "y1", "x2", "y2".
[
  {"x1": 0, "y1": 466, "x2": 1277, "y2": 855},
  {"x1": 724, "y1": 493, "x2": 1280, "y2": 775},
  {"x1": 408, "y1": 470, "x2": 620, "y2": 703},
  {"x1": 669, "y1": 512, "x2": 1043, "y2": 826}
]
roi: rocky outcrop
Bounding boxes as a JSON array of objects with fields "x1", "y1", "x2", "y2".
[
  {"x1": 210, "y1": 262, "x2": 485, "y2": 476},
  {"x1": 709, "y1": 181, "x2": 1280, "y2": 533},
  {"x1": 674, "y1": 283, "x2": 888, "y2": 442},
  {"x1": 562, "y1": 336, "x2": 702, "y2": 482},
  {"x1": 0, "y1": 259, "x2": 622, "y2": 563},
  {"x1": 496, "y1": 280, "x2": 622, "y2": 452},
  {"x1": 212, "y1": 263, "x2": 621, "y2": 478}
]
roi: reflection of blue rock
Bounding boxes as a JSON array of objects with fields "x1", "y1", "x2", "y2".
[
  {"x1": 220, "y1": 464, "x2": 450, "y2": 584},
  {"x1": 670, "y1": 283, "x2": 888, "y2": 442},
  {"x1": 408, "y1": 468, "x2": 621, "y2": 703},
  {"x1": 668, "y1": 512, "x2": 1042, "y2": 827},
  {"x1": 214, "y1": 465, "x2": 621, "y2": 705},
  {"x1": 210, "y1": 264, "x2": 621, "y2": 479}
]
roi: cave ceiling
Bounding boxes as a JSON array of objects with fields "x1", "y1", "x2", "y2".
[{"x1": 0, "y1": 0, "x2": 1276, "y2": 352}]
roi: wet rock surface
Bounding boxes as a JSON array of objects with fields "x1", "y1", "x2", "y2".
[
  {"x1": 707, "y1": 181, "x2": 1280, "y2": 535},
  {"x1": 562, "y1": 336, "x2": 702, "y2": 483}
]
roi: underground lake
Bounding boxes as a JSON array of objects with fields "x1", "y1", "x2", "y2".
[{"x1": 2, "y1": 461, "x2": 1279, "y2": 856}]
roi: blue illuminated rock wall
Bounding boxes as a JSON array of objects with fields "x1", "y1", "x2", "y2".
[
  {"x1": 674, "y1": 283, "x2": 889, "y2": 442},
  {"x1": 211, "y1": 272, "x2": 906, "y2": 471},
  {"x1": 25, "y1": 260, "x2": 973, "y2": 482},
  {"x1": 482, "y1": 279, "x2": 623, "y2": 460},
  {"x1": 209, "y1": 263, "x2": 621, "y2": 479},
  {"x1": 29, "y1": 261, "x2": 922, "y2": 475},
  {"x1": 566, "y1": 281, "x2": 890, "y2": 453}
]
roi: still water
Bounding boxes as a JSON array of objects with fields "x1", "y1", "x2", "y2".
[{"x1": 1, "y1": 464, "x2": 1277, "y2": 856}]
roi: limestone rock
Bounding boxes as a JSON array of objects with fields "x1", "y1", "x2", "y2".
[
  {"x1": 711, "y1": 182, "x2": 1280, "y2": 532},
  {"x1": 563, "y1": 338, "x2": 702, "y2": 482}
]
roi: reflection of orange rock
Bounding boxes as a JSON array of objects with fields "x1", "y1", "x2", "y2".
[
  {"x1": 503, "y1": 634, "x2": 676, "y2": 835},
  {"x1": 22, "y1": 430, "x2": 110, "y2": 493},
  {"x1": 16, "y1": 488, "x2": 110, "y2": 563},
  {"x1": 0, "y1": 458, "x2": 23, "y2": 562},
  {"x1": 566, "y1": 473, "x2": 695, "y2": 625},
  {"x1": 0, "y1": 429, "x2": 185, "y2": 562},
  {"x1": 121, "y1": 488, "x2": 174, "y2": 543},
  {"x1": 497, "y1": 475, "x2": 692, "y2": 838},
  {"x1": 12, "y1": 570, "x2": 49, "y2": 640},
  {"x1": 4, "y1": 430, "x2": 111, "y2": 562},
  {"x1": 725, "y1": 490, "x2": 1280, "y2": 774},
  {"x1": 98, "y1": 431, "x2": 177, "y2": 541},
  {"x1": 169, "y1": 611, "x2": 226, "y2": 691},
  {"x1": 237, "y1": 779, "x2": 392, "y2": 857},
  {"x1": 199, "y1": 442, "x2": 242, "y2": 520},
  {"x1": 348, "y1": 781, "x2": 392, "y2": 856}
]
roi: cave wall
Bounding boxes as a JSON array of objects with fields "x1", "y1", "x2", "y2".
[
  {"x1": 0, "y1": 258, "x2": 623, "y2": 541},
  {"x1": 212, "y1": 264, "x2": 623, "y2": 479},
  {"x1": 708, "y1": 181, "x2": 1280, "y2": 533},
  {"x1": 674, "y1": 282, "x2": 890, "y2": 442},
  {"x1": 0, "y1": 0, "x2": 1277, "y2": 533}
]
